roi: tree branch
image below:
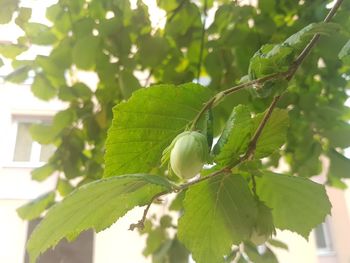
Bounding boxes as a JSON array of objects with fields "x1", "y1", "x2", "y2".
[
  {"x1": 196, "y1": 0, "x2": 208, "y2": 81},
  {"x1": 130, "y1": 0, "x2": 344, "y2": 230},
  {"x1": 287, "y1": 0, "x2": 343, "y2": 80},
  {"x1": 190, "y1": 0, "x2": 344, "y2": 131},
  {"x1": 242, "y1": 95, "x2": 281, "y2": 161}
]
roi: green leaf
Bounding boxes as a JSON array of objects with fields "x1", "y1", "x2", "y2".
[
  {"x1": 248, "y1": 44, "x2": 295, "y2": 78},
  {"x1": 31, "y1": 164, "x2": 55, "y2": 182},
  {"x1": 157, "y1": 0, "x2": 178, "y2": 12},
  {"x1": 138, "y1": 35, "x2": 170, "y2": 68},
  {"x1": 73, "y1": 17, "x2": 94, "y2": 38},
  {"x1": 255, "y1": 172, "x2": 331, "y2": 238},
  {"x1": 27, "y1": 174, "x2": 173, "y2": 263},
  {"x1": 58, "y1": 83, "x2": 92, "y2": 102},
  {"x1": 15, "y1": 7, "x2": 31, "y2": 27},
  {"x1": 30, "y1": 124, "x2": 53, "y2": 144},
  {"x1": 284, "y1": 22, "x2": 340, "y2": 48},
  {"x1": 328, "y1": 149, "x2": 350, "y2": 179},
  {"x1": 31, "y1": 74, "x2": 56, "y2": 100},
  {"x1": 4, "y1": 65, "x2": 31, "y2": 83},
  {"x1": 143, "y1": 226, "x2": 167, "y2": 256},
  {"x1": 23, "y1": 22, "x2": 57, "y2": 45},
  {"x1": 0, "y1": 0, "x2": 18, "y2": 24},
  {"x1": 56, "y1": 178, "x2": 74, "y2": 197},
  {"x1": 178, "y1": 174, "x2": 257, "y2": 263},
  {"x1": 104, "y1": 83, "x2": 212, "y2": 177},
  {"x1": 118, "y1": 69, "x2": 141, "y2": 99},
  {"x1": 213, "y1": 105, "x2": 252, "y2": 165},
  {"x1": 252, "y1": 109, "x2": 289, "y2": 158},
  {"x1": 17, "y1": 191, "x2": 55, "y2": 221},
  {"x1": 323, "y1": 122, "x2": 350, "y2": 148},
  {"x1": 0, "y1": 43, "x2": 27, "y2": 59},
  {"x1": 168, "y1": 237, "x2": 189, "y2": 263},
  {"x1": 338, "y1": 39, "x2": 350, "y2": 63},
  {"x1": 30, "y1": 109, "x2": 75, "y2": 144},
  {"x1": 248, "y1": 44, "x2": 293, "y2": 98},
  {"x1": 72, "y1": 35, "x2": 100, "y2": 70}
]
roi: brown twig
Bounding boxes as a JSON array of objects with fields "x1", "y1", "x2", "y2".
[
  {"x1": 242, "y1": 95, "x2": 281, "y2": 161},
  {"x1": 129, "y1": 190, "x2": 168, "y2": 231}
]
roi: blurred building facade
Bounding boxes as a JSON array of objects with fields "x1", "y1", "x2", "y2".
[{"x1": 1, "y1": 81, "x2": 350, "y2": 263}]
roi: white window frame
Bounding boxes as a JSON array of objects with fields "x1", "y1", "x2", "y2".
[
  {"x1": 7, "y1": 115, "x2": 53, "y2": 168},
  {"x1": 315, "y1": 219, "x2": 335, "y2": 256}
]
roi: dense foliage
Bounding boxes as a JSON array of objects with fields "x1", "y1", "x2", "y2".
[{"x1": 1, "y1": 0, "x2": 350, "y2": 262}]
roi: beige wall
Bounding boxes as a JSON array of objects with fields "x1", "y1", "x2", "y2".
[
  {"x1": 94, "y1": 207, "x2": 150, "y2": 263},
  {"x1": 326, "y1": 186, "x2": 350, "y2": 263},
  {"x1": 273, "y1": 230, "x2": 318, "y2": 263},
  {"x1": 0, "y1": 200, "x2": 28, "y2": 263}
]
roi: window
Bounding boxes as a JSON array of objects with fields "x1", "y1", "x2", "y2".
[
  {"x1": 24, "y1": 219, "x2": 94, "y2": 263},
  {"x1": 314, "y1": 221, "x2": 334, "y2": 254},
  {"x1": 11, "y1": 118, "x2": 55, "y2": 165}
]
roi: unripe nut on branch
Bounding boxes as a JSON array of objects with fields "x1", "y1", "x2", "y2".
[{"x1": 170, "y1": 131, "x2": 209, "y2": 180}]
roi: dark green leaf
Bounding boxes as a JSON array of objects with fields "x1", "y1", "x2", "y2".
[
  {"x1": 323, "y1": 122, "x2": 350, "y2": 148},
  {"x1": 118, "y1": 69, "x2": 141, "y2": 99},
  {"x1": 138, "y1": 35, "x2": 170, "y2": 68},
  {"x1": 168, "y1": 238, "x2": 189, "y2": 263},
  {"x1": 72, "y1": 36, "x2": 100, "y2": 70},
  {"x1": 328, "y1": 149, "x2": 350, "y2": 179}
]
